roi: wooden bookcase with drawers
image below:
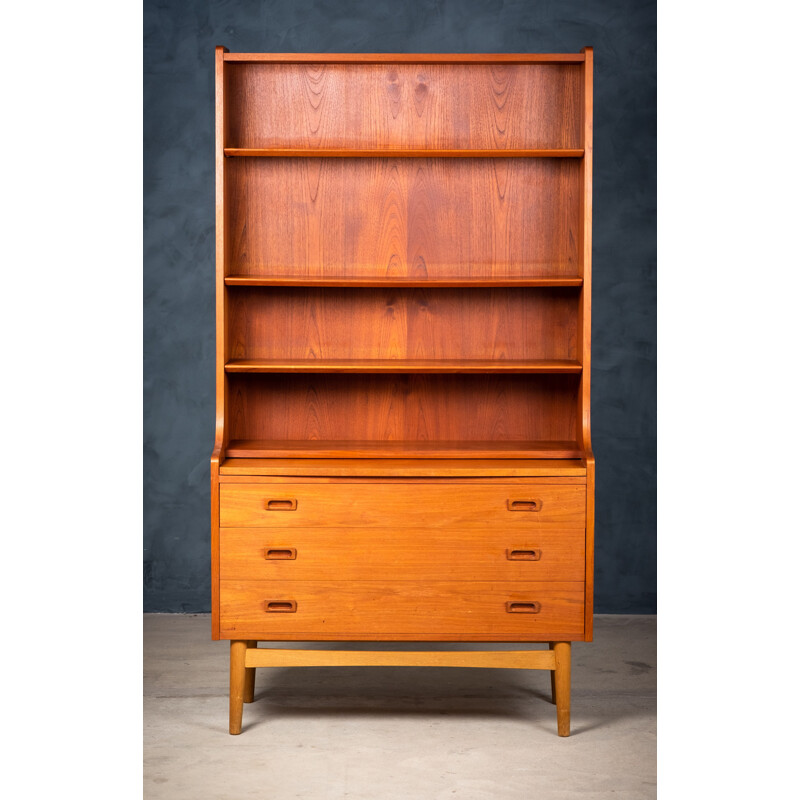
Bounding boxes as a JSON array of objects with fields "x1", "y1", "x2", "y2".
[{"x1": 211, "y1": 48, "x2": 594, "y2": 737}]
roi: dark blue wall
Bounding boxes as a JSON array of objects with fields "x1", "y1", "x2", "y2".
[{"x1": 144, "y1": 0, "x2": 656, "y2": 613}]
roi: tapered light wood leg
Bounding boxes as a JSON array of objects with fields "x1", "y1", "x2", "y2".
[
  {"x1": 553, "y1": 642, "x2": 571, "y2": 737},
  {"x1": 230, "y1": 640, "x2": 248, "y2": 735},
  {"x1": 549, "y1": 642, "x2": 557, "y2": 704},
  {"x1": 243, "y1": 641, "x2": 257, "y2": 703}
]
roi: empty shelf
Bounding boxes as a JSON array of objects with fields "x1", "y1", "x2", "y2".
[{"x1": 224, "y1": 359, "x2": 582, "y2": 374}]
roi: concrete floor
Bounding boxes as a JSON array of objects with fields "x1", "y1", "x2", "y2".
[{"x1": 144, "y1": 614, "x2": 655, "y2": 799}]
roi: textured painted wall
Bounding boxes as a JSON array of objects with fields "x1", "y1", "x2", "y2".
[{"x1": 144, "y1": 0, "x2": 656, "y2": 613}]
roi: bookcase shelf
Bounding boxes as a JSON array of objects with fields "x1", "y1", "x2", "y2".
[
  {"x1": 222, "y1": 52, "x2": 587, "y2": 64},
  {"x1": 225, "y1": 359, "x2": 582, "y2": 374},
  {"x1": 224, "y1": 148, "x2": 584, "y2": 158},
  {"x1": 224, "y1": 275, "x2": 583, "y2": 288},
  {"x1": 225, "y1": 439, "x2": 584, "y2": 459}
]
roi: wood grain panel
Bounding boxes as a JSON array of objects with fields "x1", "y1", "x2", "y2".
[
  {"x1": 224, "y1": 54, "x2": 586, "y2": 64},
  {"x1": 218, "y1": 458, "x2": 587, "y2": 477},
  {"x1": 225, "y1": 275, "x2": 584, "y2": 287},
  {"x1": 225, "y1": 360, "x2": 581, "y2": 374},
  {"x1": 219, "y1": 482, "x2": 585, "y2": 528},
  {"x1": 219, "y1": 580, "x2": 585, "y2": 640},
  {"x1": 220, "y1": 527, "x2": 586, "y2": 581},
  {"x1": 226, "y1": 63, "x2": 581, "y2": 149},
  {"x1": 226, "y1": 158, "x2": 581, "y2": 278},
  {"x1": 228, "y1": 374, "x2": 579, "y2": 444},
  {"x1": 244, "y1": 648, "x2": 557, "y2": 669},
  {"x1": 224, "y1": 440, "x2": 581, "y2": 458},
  {"x1": 579, "y1": 48, "x2": 595, "y2": 641},
  {"x1": 229, "y1": 288, "x2": 578, "y2": 361},
  {"x1": 224, "y1": 148, "x2": 584, "y2": 157}
]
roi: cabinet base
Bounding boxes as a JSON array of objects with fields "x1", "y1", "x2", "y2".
[{"x1": 228, "y1": 640, "x2": 572, "y2": 736}]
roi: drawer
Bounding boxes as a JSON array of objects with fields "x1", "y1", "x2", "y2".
[
  {"x1": 220, "y1": 528, "x2": 585, "y2": 582},
  {"x1": 219, "y1": 483, "x2": 586, "y2": 528},
  {"x1": 219, "y1": 580, "x2": 585, "y2": 641}
]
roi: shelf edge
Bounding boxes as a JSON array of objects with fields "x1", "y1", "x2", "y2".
[
  {"x1": 224, "y1": 148, "x2": 584, "y2": 158},
  {"x1": 224, "y1": 275, "x2": 584, "y2": 287}
]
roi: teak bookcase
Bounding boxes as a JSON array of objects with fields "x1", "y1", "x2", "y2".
[{"x1": 211, "y1": 48, "x2": 594, "y2": 737}]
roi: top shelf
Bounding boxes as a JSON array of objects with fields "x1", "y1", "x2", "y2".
[
  {"x1": 222, "y1": 53, "x2": 586, "y2": 64},
  {"x1": 224, "y1": 148, "x2": 584, "y2": 158}
]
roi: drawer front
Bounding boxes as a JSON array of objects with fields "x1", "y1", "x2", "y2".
[
  {"x1": 219, "y1": 580, "x2": 585, "y2": 640},
  {"x1": 219, "y1": 483, "x2": 586, "y2": 528},
  {"x1": 220, "y1": 528, "x2": 585, "y2": 582}
]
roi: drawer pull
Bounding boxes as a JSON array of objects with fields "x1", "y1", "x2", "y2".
[
  {"x1": 266, "y1": 499, "x2": 297, "y2": 511},
  {"x1": 506, "y1": 601, "x2": 542, "y2": 614},
  {"x1": 264, "y1": 548, "x2": 297, "y2": 560},
  {"x1": 506, "y1": 548, "x2": 542, "y2": 561},
  {"x1": 264, "y1": 600, "x2": 297, "y2": 613},
  {"x1": 507, "y1": 499, "x2": 542, "y2": 512}
]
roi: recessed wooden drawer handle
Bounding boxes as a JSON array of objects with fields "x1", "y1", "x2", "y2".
[
  {"x1": 506, "y1": 601, "x2": 542, "y2": 614},
  {"x1": 264, "y1": 600, "x2": 297, "y2": 613},
  {"x1": 266, "y1": 499, "x2": 297, "y2": 511},
  {"x1": 506, "y1": 548, "x2": 542, "y2": 561},
  {"x1": 507, "y1": 499, "x2": 542, "y2": 512},
  {"x1": 264, "y1": 548, "x2": 297, "y2": 560}
]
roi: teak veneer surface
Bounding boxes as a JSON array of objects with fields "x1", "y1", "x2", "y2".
[
  {"x1": 224, "y1": 148, "x2": 584, "y2": 158},
  {"x1": 224, "y1": 440, "x2": 583, "y2": 459},
  {"x1": 226, "y1": 158, "x2": 581, "y2": 278},
  {"x1": 225, "y1": 275, "x2": 584, "y2": 287},
  {"x1": 229, "y1": 287, "x2": 579, "y2": 362},
  {"x1": 228, "y1": 374, "x2": 579, "y2": 445},
  {"x1": 223, "y1": 53, "x2": 586, "y2": 63},
  {"x1": 225, "y1": 63, "x2": 581, "y2": 150},
  {"x1": 218, "y1": 458, "x2": 587, "y2": 477},
  {"x1": 219, "y1": 579, "x2": 586, "y2": 639},
  {"x1": 219, "y1": 482, "x2": 586, "y2": 528},
  {"x1": 220, "y1": 527, "x2": 586, "y2": 581},
  {"x1": 225, "y1": 359, "x2": 581, "y2": 374}
]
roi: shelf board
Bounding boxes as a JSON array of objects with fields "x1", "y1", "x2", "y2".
[
  {"x1": 225, "y1": 440, "x2": 584, "y2": 459},
  {"x1": 225, "y1": 274, "x2": 583, "y2": 288},
  {"x1": 224, "y1": 147, "x2": 584, "y2": 158},
  {"x1": 223, "y1": 53, "x2": 586, "y2": 64},
  {"x1": 219, "y1": 457, "x2": 587, "y2": 477},
  {"x1": 224, "y1": 359, "x2": 582, "y2": 374}
]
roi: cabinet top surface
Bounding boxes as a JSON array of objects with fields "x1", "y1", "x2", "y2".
[{"x1": 219, "y1": 458, "x2": 587, "y2": 478}]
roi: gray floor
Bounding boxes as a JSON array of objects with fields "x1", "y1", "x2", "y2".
[{"x1": 144, "y1": 614, "x2": 655, "y2": 799}]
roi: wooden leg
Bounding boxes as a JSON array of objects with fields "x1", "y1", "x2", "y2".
[
  {"x1": 553, "y1": 642, "x2": 571, "y2": 737},
  {"x1": 243, "y1": 641, "x2": 257, "y2": 703},
  {"x1": 549, "y1": 642, "x2": 557, "y2": 704},
  {"x1": 230, "y1": 640, "x2": 248, "y2": 735}
]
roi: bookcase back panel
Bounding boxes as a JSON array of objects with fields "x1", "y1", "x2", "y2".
[
  {"x1": 227, "y1": 158, "x2": 581, "y2": 277},
  {"x1": 229, "y1": 288, "x2": 578, "y2": 361},
  {"x1": 228, "y1": 374, "x2": 579, "y2": 443},
  {"x1": 225, "y1": 63, "x2": 581, "y2": 150}
]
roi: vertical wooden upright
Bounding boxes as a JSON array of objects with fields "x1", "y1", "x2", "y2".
[
  {"x1": 579, "y1": 46, "x2": 595, "y2": 642},
  {"x1": 212, "y1": 50, "x2": 595, "y2": 737},
  {"x1": 209, "y1": 44, "x2": 228, "y2": 642}
]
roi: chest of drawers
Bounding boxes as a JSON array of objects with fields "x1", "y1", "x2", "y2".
[
  {"x1": 211, "y1": 47, "x2": 595, "y2": 737},
  {"x1": 218, "y1": 479, "x2": 587, "y2": 640}
]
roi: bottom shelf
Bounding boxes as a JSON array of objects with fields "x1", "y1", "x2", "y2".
[{"x1": 225, "y1": 439, "x2": 583, "y2": 459}]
